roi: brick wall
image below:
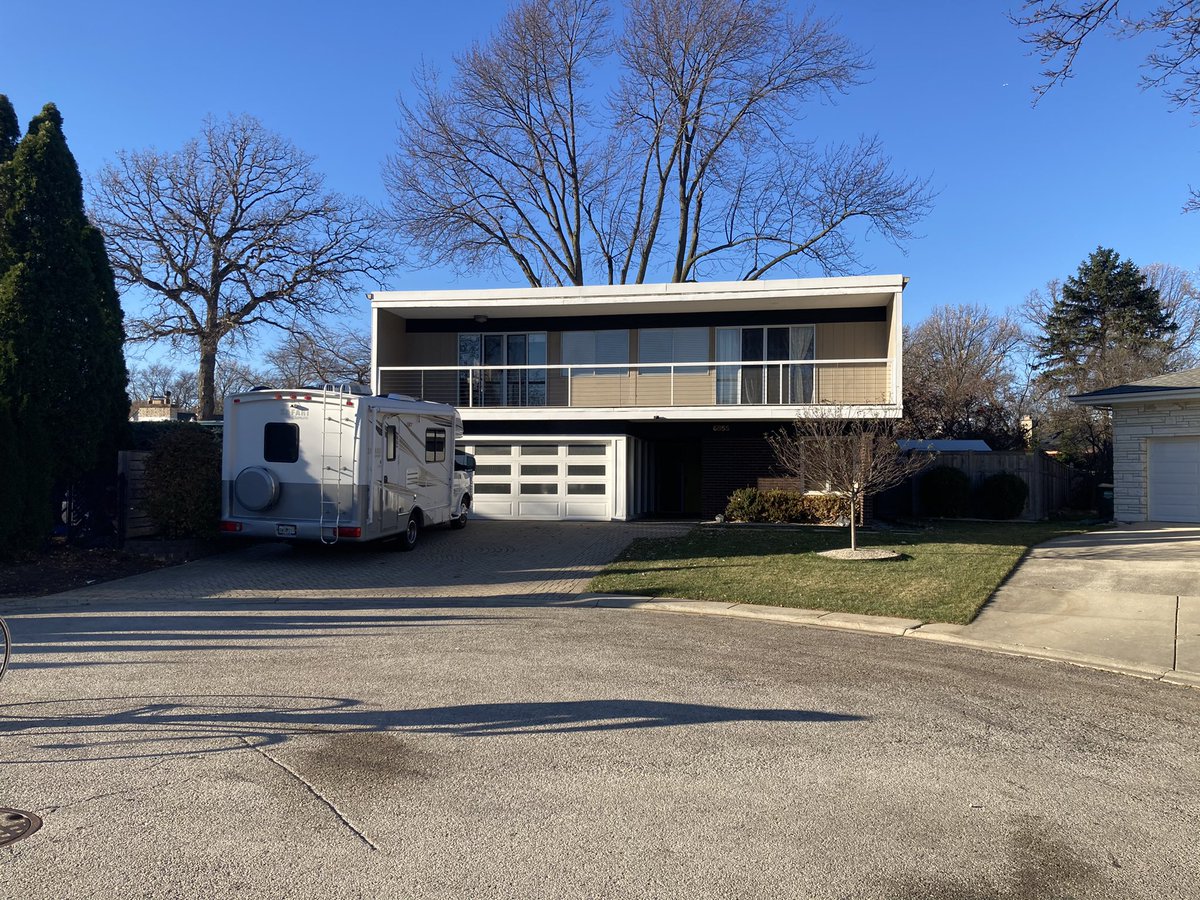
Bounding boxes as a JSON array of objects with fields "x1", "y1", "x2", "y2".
[
  {"x1": 700, "y1": 432, "x2": 777, "y2": 517},
  {"x1": 1112, "y1": 400, "x2": 1200, "y2": 521}
]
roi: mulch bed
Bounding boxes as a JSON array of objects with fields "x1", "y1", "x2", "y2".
[{"x1": 0, "y1": 541, "x2": 168, "y2": 599}]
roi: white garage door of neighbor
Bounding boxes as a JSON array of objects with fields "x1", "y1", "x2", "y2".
[
  {"x1": 1149, "y1": 436, "x2": 1200, "y2": 523},
  {"x1": 465, "y1": 441, "x2": 614, "y2": 520}
]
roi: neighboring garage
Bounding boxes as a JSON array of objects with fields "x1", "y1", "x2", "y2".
[{"x1": 1073, "y1": 368, "x2": 1200, "y2": 523}]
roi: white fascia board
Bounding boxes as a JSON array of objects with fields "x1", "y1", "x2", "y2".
[
  {"x1": 1071, "y1": 389, "x2": 1200, "y2": 407},
  {"x1": 370, "y1": 275, "x2": 906, "y2": 318},
  {"x1": 460, "y1": 405, "x2": 902, "y2": 423}
]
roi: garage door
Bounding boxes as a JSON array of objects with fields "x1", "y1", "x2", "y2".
[
  {"x1": 1149, "y1": 436, "x2": 1200, "y2": 523},
  {"x1": 464, "y1": 440, "x2": 616, "y2": 520}
]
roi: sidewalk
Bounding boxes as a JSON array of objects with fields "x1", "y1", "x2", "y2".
[{"x1": 586, "y1": 524, "x2": 1200, "y2": 690}]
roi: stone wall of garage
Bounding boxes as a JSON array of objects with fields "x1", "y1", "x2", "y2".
[{"x1": 1111, "y1": 399, "x2": 1200, "y2": 521}]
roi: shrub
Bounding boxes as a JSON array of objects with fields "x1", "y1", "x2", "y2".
[
  {"x1": 142, "y1": 425, "x2": 222, "y2": 539},
  {"x1": 974, "y1": 472, "x2": 1029, "y2": 520},
  {"x1": 724, "y1": 488, "x2": 850, "y2": 524},
  {"x1": 918, "y1": 465, "x2": 971, "y2": 517}
]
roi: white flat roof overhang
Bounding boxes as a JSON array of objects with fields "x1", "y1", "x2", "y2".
[{"x1": 370, "y1": 275, "x2": 905, "y2": 320}]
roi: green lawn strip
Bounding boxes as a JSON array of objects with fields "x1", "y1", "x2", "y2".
[{"x1": 590, "y1": 521, "x2": 1090, "y2": 625}]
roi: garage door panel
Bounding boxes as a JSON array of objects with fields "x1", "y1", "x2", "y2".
[
  {"x1": 464, "y1": 439, "x2": 616, "y2": 520},
  {"x1": 1149, "y1": 437, "x2": 1200, "y2": 523}
]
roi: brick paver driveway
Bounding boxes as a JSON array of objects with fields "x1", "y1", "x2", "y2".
[{"x1": 21, "y1": 519, "x2": 691, "y2": 608}]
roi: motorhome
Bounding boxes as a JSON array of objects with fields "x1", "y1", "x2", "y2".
[{"x1": 221, "y1": 385, "x2": 473, "y2": 548}]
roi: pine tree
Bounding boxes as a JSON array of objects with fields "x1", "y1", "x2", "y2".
[
  {"x1": 1037, "y1": 246, "x2": 1175, "y2": 392},
  {"x1": 0, "y1": 101, "x2": 128, "y2": 554}
]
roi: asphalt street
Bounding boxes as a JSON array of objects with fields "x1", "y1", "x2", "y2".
[{"x1": 0, "y1": 524, "x2": 1197, "y2": 899}]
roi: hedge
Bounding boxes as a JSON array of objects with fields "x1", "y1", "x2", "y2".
[
  {"x1": 724, "y1": 488, "x2": 851, "y2": 525},
  {"x1": 141, "y1": 425, "x2": 222, "y2": 539}
]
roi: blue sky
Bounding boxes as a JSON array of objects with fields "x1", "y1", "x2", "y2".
[{"x1": 4, "y1": 0, "x2": 1199, "y2": 357}]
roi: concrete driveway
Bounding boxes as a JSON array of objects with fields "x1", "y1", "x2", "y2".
[{"x1": 962, "y1": 523, "x2": 1200, "y2": 674}]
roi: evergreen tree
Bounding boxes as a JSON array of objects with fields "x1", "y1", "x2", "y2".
[
  {"x1": 1037, "y1": 246, "x2": 1175, "y2": 391},
  {"x1": 0, "y1": 101, "x2": 128, "y2": 554},
  {"x1": 0, "y1": 96, "x2": 17, "y2": 165},
  {"x1": 1032, "y1": 246, "x2": 1177, "y2": 480}
]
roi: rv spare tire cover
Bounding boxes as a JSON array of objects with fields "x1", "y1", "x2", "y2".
[{"x1": 235, "y1": 466, "x2": 280, "y2": 511}]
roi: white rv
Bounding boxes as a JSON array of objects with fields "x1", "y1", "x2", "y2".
[{"x1": 221, "y1": 385, "x2": 473, "y2": 548}]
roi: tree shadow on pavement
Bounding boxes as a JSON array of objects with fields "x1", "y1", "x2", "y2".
[{"x1": 0, "y1": 693, "x2": 865, "y2": 763}]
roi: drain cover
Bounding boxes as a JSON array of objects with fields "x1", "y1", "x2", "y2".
[{"x1": 0, "y1": 809, "x2": 42, "y2": 847}]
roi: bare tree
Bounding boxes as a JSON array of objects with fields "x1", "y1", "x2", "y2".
[
  {"x1": 1013, "y1": 2, "x2": 1200, "y2": 204},
  {"x1": 386, "y1": 0, "x2": 932, "y2": 287},
  {"x1": 127, "y1": 362, "x2": 180, "y2": 402},
  {"x1": 266, "y1": 323, "x2": 372, "y2": 386},
  {"x1": 1142, "y1": 261, "x2": 1200, "y2": 366},
  {"x1": 214, "y1": 359, "x2": 273, "y2": 411},
  {"x1": 91, "y1": 114, "x2": 393, "y2": 419},
  {"x1": 902, "y1": 305, "x2": 1025, "y2": 448},
  {"x1": 767, "y1": 417, "x2": 932, "y2": 551},
  {"x1": 1014, "y1": 1, "x2": 1200, "y2": 107}
]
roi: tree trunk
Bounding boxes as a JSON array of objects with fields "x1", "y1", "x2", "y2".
[{"x1": 198, "y1": 341, "x2": 218, "y2": 421}]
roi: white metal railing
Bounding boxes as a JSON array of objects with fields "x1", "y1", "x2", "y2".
[{"x1": 376, "y1": 358, "x2": 891, "y2": 409}]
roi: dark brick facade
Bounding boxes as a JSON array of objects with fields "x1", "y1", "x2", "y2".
[{"x1": 700, "y1": 427, "x2": 778, "y2": 517}]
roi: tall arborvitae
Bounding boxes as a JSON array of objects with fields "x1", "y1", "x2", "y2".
[
  {"x1": 0, "y1": 95, "x2": 21, "y2": 553},
  {"x1": 0, "y1": 101, "x2": 128, "y2": 554}
]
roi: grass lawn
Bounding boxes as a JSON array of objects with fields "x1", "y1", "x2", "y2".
[{"x1": 589, "y1": 521, "x2": 1093, "y2": 625}]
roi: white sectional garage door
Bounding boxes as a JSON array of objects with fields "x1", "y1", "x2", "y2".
[
  {"x1": 464, "y1": 440, "x2": 618, "y2": 520},
  {"x1": 1149, "y1": 436, "x2": 1200, "y2": 522}
]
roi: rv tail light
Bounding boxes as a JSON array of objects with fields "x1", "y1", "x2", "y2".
[
  {"x1": 336, "y1": 526, "x2": 362, "y2": 539},
  {"x1": 232, "y1": 397, "x2": 240, "y2": 403},
  {"x1": 219, "y1": 521, "x2": 244, "y2": 533}
]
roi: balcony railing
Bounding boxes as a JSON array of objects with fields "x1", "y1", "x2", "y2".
[{"x1": 377, "y1": 358, "x2": 891, "y2": 409}]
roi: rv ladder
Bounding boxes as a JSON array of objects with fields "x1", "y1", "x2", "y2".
[{"x1": 319, "y1": 383, "x2": 354, "y2": 543}]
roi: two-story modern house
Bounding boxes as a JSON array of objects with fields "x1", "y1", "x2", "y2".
[{"x1": 370, "y1": 275, "x2": 905, "y2": 521}]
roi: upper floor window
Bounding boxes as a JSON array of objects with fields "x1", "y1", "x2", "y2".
[
  {"x1": 638, "y1": 327, "x2": 708, "y2": 375},
  {"x1": 562, "y1": 329, "x2": 629, "y2": 376}
]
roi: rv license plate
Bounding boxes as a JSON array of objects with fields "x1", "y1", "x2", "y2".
[{"x1": 276, "y1": 524, "x2": 297, "y2": 537}]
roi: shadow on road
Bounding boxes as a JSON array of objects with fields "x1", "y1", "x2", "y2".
[{"x1": 0, "y1": 693, "x2": 865, "y2": 762}]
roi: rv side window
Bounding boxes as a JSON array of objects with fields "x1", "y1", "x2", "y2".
[
  {"x1": 425, "y1": 428, "x2": 446, "y2": 463},
  {"x1": 263, "y1": 422, "x2": 299, "y2": 463},
  {"x1": 386, "y1": 425, "x2": 397, "y2": 462}
]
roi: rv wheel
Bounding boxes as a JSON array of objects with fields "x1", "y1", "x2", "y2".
[
  {"x1": 397, "y1": 513, "x2": 420, "y2": 551},
  {"x1": 451, "y1": 498, "x2": 469, "y2": 530}
]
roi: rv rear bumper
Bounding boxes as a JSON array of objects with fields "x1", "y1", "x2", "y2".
[{"x1": 221, "y1": 519, "x2": 371, "y2": 542}]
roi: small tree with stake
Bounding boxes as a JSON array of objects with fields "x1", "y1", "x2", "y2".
[{"x1": 766, "y1": 417, "x2": 932, "y2": 552}]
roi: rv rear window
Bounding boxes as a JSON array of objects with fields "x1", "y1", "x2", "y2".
[
  {"x1": 263, "y1": 422, "x2": 299, "y2": 463},
  {"x1": 425, "y1": 428, "x2": 446, "y2": 463}
]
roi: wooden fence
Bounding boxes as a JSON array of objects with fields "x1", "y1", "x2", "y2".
[
  {"x1": 760, "y1": 450, "x2": 1081, "y2": 522},
  {"x1": 117, "y1": 450, "x2": 157, "y2": 539},
  {"x1": 887, "y1": 450, "x2": 1079, "y2": 521}
]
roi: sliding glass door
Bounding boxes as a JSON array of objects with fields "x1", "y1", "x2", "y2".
[
  {"x1": 716, "y1": 325, "x2": 815, "y2": 405},
  {"x1": 458, "y1": 332, "x2": 546, "y2": 407}
]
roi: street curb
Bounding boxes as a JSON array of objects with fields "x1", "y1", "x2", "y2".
[{"x1": 581, "y1": 593, "x2": 1198, "y2": 689}]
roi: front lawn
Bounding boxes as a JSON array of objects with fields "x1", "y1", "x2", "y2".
[{"x1": 590, "y1": 521, "x2": 1092, "y2": 625}]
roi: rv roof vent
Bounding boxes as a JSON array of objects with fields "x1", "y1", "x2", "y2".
[
  {"x1": 386, "y1": 393, "x2": 418, "y2": 402},
  {"x1": 249, "y1": 385, "x2": 275, "y2": 392}
]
